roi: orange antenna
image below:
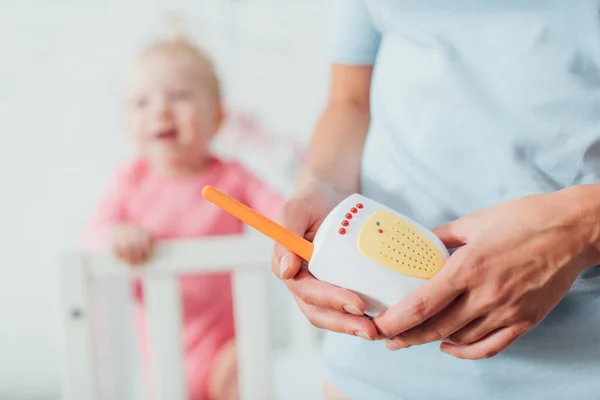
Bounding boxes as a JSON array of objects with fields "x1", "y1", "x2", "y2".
[{"x1": 201, "y1": 185, "x2": 314, "y2": 261}]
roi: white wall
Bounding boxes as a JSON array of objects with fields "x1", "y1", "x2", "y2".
[{"x1": 0, "y1": 1, "x2": 329, "y2": 398}]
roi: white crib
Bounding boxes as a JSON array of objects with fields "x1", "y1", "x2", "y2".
[{"x1": 58, "y1": 234, "x2": 324, "y2": 400}]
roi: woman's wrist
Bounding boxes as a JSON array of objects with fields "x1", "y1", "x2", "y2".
[
  {"x1": 298, "y1": 165, "x2": 359, "y2": 195},
  {"x1": 297, "y1": 102, "x2": 369, "y2": 195},
  {"x1": 558, "y1": 183, "x2": 600, "y2": 269}
]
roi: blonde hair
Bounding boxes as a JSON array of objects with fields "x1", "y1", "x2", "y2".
[{"x1": 139, "y1": 14, "x2": 221, "y2": 102}]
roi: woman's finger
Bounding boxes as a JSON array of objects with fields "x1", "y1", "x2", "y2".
[
  {"x1": 373, "y1": 260, "x2": 465, "y2": 338},
  {"x1": 440, "y1": 323, "x2": 529, "y2": 360},
  {"x1": 271, "y1": 251, "x2": 303, "y2": 281},
  {"x1": 286, "y1": 268, "x2": 365, "y2": 315},
  {"x1": 387, "y1": 294, "x2": 479, "y2": 348},
  {"x1": 295, "y1": 296, "x2": 377, "y2": 340},
  {"x1": 447, "y1": 316, "x2": 497, "y2": 345}
]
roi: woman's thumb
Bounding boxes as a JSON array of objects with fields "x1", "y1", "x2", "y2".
[
  {"x1": 271, "y1": 201, "x2": 312, "y2": 280},
  {"x1": 431, "y1": 218, "x2": 467, "y2": 250}
]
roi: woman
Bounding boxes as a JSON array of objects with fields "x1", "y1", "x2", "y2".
[{"x1": 272, "y1": 1, "x2": 600, "y2": 399}]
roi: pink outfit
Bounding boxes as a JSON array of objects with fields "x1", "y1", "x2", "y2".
[{"x1": 83, "y1": 157, "x2": 282, "y2": 400}]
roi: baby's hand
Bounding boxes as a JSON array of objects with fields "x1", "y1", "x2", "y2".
[{"x1": 109, "y1": 224, "x2": 154, "y2": 266}]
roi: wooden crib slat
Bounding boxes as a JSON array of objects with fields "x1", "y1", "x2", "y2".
[
  {"x1": 59, "y1": 254, "x2": 98, "y2": 400},
  {"x1": 233, "y1": 268, "x2": 274, "y2": 400},
  {"x1": 145, "y1": 277, "x2": 187, "y2": 400},
  {"x1": 86, "y1": 236, "x2": 272, "y2": 278}
]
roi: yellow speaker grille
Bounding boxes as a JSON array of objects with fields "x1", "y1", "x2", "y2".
[{"x1": 357, "y1": 210, "x2": 444, "y2": 279}]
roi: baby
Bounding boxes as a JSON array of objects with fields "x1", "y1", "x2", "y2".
[{"x1": 82, "y1": 21, "x2": 282, "y2": 400}]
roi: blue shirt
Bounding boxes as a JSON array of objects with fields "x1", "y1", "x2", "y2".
[{"x1": 323, "y1": 1, "x2": 600, "y2": 399}]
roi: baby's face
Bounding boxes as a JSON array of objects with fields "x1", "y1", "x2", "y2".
[{"x1": 125, "y1": 51, "x2": 221, "y2": 173}]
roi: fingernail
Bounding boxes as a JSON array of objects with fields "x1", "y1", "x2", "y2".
[
  {"x1": 355, "y1": 331, "x2": 372, "y2": 341},
  {"x1": 386, "y1": 340, "x2": 400, "y2": 351},
  {"x1": 343, "y1": 304, "x2": 362, "y2": 316},
  {"x1": 279, "y1": 254, "x2": 290, "y2": 277}
]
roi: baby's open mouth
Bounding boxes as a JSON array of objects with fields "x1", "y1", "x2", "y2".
[{"x1": 154, "y1": 128, "x2": 178, "y2": 141}]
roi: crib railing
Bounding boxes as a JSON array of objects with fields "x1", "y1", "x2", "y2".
[{"x1": 59, "y1": 234, "x2": 315, "y2": 400}]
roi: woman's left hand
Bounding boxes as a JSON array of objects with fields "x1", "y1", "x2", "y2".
[{"x1": 373, "y1": 187, "x2": 600, "y2": 360}]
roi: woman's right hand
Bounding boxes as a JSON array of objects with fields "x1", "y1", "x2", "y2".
[{"x1": 271, "y1": 176, "x2": 379, "y2": 341}]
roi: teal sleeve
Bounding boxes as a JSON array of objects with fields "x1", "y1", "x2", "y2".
[{"x1": 329, "y1": 0, "x2": 381, "y2": 65}]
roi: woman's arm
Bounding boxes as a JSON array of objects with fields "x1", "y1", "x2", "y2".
[
  {"x1": 299, "y1": 63, "x2": 373, "y2": 191},
  {"x1": 563, "y1": 182, "x2": 600, "y2": 265},
  {"x1": 271, "y1": 0, "x2": 385, "y2": 340},
  {"x1": 271, "y1": 64, "x2": 380, "y2": 340},
  {"x1": 301, "y1": 0, "x2": 380, "y2": 188}
]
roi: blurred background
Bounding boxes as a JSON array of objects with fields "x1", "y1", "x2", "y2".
[{"x1": 0, "y1": 0, "x2": 330, "y2": 398}]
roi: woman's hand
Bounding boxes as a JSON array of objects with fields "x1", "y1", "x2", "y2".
[
  {"x1": 272, "y1": 63, "x2": 376, "y2": 340},
  {"x1": 374, "y1": 187, "x2": 600, "y2": 360},
  {"x1": 271, "y1": 176, "x2": 379, "y2": 341}
]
